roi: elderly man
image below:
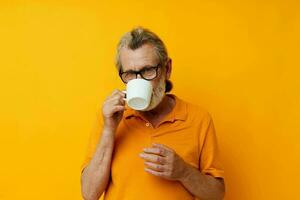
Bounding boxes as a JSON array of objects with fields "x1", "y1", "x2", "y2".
[{"x1": 80, "y1": 27, "x2": 225, "y2": 200}]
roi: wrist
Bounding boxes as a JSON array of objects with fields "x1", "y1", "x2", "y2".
[
  {"x1": 103, "y1": 126, "x2": 117, "y2": 134},
  {"x1": 179, "y1": 162, "x2": 192, "y2": 183}
]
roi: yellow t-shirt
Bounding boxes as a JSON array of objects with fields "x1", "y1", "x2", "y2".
[{"x1": 81, "y1": 93, "x2": 224, "y2": 200}]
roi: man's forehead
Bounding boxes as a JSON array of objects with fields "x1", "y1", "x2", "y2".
[{"x1": 120, "y1": 44, "x2": 159, "y2": 70}]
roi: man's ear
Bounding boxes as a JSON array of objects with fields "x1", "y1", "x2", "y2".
[{"x1": 165, "y1": 58, "x2": 172, "y2": 79}]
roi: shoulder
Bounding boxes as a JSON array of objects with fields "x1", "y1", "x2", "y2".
[{"x1": 176, "y1": 95, "x2": 213, "y2": 125}]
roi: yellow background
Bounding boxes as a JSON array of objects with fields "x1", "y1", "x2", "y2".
[{"x1": 0, "y1": 0, "x2": 299, "y2": 199}]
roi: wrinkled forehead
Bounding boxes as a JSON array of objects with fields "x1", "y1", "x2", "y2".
[{"x1": 119, "y1": 44, "x2": 159, "y2": 72}]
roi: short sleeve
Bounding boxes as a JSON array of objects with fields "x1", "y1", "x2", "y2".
[
  {"x1": 199, "y1": 112, "x2": 224, "y2": 179},
  {"x1": 80, "y1": 108, "x2": 104, "y2": 174}
]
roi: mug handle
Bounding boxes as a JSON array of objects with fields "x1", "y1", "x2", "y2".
[{"x1": 122, "y1": 90, "x2": 127, "y2": 101}]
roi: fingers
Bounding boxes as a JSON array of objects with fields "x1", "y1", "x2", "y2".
[
  {"x1": 141, "y1": 143, "x2": 179, "y2": 180},
  {"x1": 105, "y1": 89, "x2": 126, "y2": 106},
  {"x1": 106, "y1": 89, "x2": 126, "y2": 101},
  {"x1": 111, "y1": 105, "x2": 126, "y2": 113},
  {"x1": 139, "y1": 152, "x2": 166, "y2": 164},
  {"x1": 144, "y1": 162, "x2": 165, "y2": 172},
  {"x1": 102, "y1": 89, "x2": 126, "y2": 117},
  {"x1": 112, "y1": 89, "x2": 126, "y2": 97},
  {"x1": 144, "y1": 168, "x2": 167, "y2": 178},
  {"x1": 143, "y1": 147, "x2": 167, "y2": 157},
  {"x1": 110, "y1": 96, "x2": 125, "y2": 106}
]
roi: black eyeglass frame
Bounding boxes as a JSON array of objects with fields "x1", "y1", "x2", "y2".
[{"x1": 118, "y1": 63, "x2": 162, "y2": 83}]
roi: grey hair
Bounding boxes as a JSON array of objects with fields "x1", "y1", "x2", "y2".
[
  {"x1": 115, "y1": 26, "x2": 169, "y2": 72},
  {"x1": 115, "y1": 26, "x2": 173, "y2": 93}
]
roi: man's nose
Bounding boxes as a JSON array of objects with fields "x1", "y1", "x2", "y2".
[{"x1": 137, "y1": 74, "x2": 142, "y2": 79}]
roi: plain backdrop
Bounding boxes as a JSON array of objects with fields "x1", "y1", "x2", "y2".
[{"x1": 0, "y1": 0, "x2": 299, "y2": 199}]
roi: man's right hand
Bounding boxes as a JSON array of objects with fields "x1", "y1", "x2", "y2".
[
  {"x1": 102, "y1": 89, "x2": 126, "y2": 132},
  {"x1": 81, "y1": 89, "x2": 125, "y2": 200}
]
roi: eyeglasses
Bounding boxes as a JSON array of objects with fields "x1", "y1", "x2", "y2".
[{"x1": 119, "y1": 63, "x2": 162, "y2": 83}]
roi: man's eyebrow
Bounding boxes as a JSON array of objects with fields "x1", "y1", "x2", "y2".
[{"x1": 123, "y1": 65, "x2": 155, "y2": 73}]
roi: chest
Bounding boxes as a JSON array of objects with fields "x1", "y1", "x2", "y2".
[{"x1": 110, "y1": 119, "x2": 200, "y2": 183}]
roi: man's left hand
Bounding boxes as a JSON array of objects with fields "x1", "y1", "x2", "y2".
[{"x1": 139, "y1": 143, "x2": 188, "y2": 181}]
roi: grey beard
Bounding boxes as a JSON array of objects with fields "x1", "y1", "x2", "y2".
[{"x1": 141, "y1": 77, "x2": 166, "y2": 111}]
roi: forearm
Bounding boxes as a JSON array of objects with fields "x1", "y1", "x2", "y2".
[
  {"x1": 81, "y1": 128, "x2": 115, "y2": 200},
  {"x1": 179, "y1": 163, "x2": 225, "y2": 200}
]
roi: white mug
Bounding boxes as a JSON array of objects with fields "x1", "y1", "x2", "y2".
[{"x1": 123, "y1": 79, "x2": 153, "y2": 110}]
